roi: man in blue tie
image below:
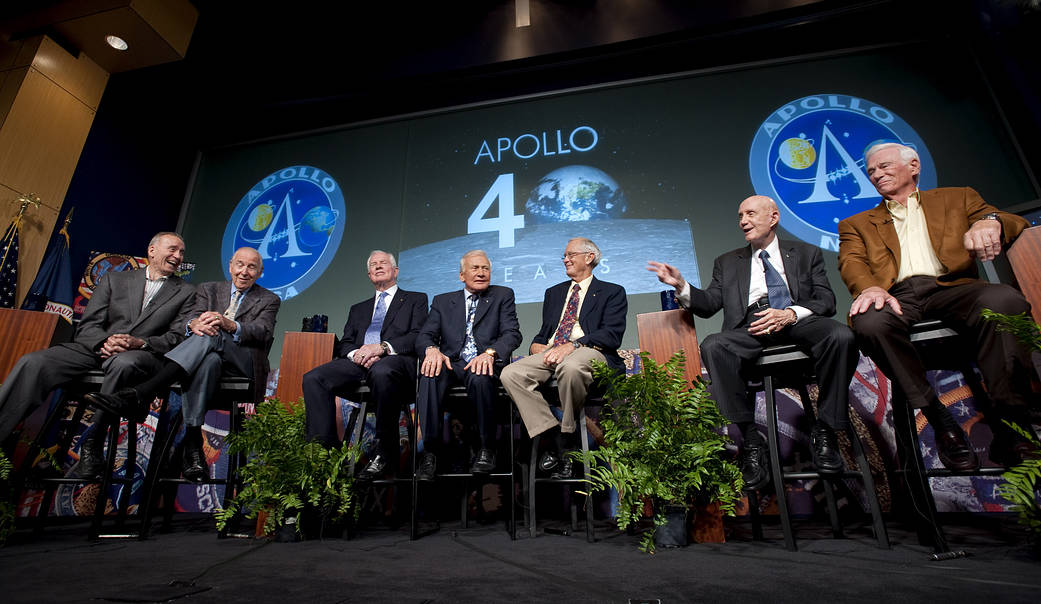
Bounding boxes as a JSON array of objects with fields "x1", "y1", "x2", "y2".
[
  {"x1": 415, "y1": 250, "x2": 521, "y2": 478},
  {"x1": 302, "y1": 251, "x2": 428, "y2": 481},
  {"x1": 648, "y1": 195, "x2": 857, "y2": 491}
]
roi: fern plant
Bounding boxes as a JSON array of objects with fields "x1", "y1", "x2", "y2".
[
  {"x1": 215, "y1": 397, "x2": 360, "y2": 537},
  {"x1": 981, "y1": 309, "x2": 1041, "y2": 542},
  {"x1": 0, "y1": 448, "x2": 12, "y2": 546},
  {"x1": 576, "y1": 350, "x2": 743, "y2": 553}
]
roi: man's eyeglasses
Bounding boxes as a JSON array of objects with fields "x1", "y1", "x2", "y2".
[{"x1": 562, "y1": 251, "x2": 590, "y2": 260}]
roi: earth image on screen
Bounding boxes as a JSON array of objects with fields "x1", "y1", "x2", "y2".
[{"x1": 525, "y1": 165, "x2": 628, "y2": 223}]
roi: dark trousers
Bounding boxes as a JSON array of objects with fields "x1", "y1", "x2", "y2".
[
  {"x1": 850, "y1": 276, "x2": 1032, "y2": 411},
  {"x1": 302, "y1": 355, "x2": 416, "y2": 462},
  {"x1": 418, "y1": 359, "x2": 501, "y2": 451},
  {"x1": 700, "y1": 310, "x2": 857, "y2": 430},
  {"x1": 164, "y1": 332, "x2": 253, "y2": 427}
]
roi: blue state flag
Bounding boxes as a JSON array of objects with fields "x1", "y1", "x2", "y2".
[{"x1": 21, "y1": 208, "x2": 74, "y2": 323}]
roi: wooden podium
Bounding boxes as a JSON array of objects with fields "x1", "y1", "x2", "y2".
[
  {"x1": 636, "y1": 308, "x2": 702, "y2": 383},
  {"x1": 1008, "y1": 225, "x2": 1041, "y2": 325},
  {"x1": 0, "y1": 308, "x2": 65, "y2": 382},
  {"x1": 274, "y1": 332, "x2": 336, "y2": 404}
]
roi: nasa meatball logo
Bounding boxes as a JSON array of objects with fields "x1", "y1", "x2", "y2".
[
  {"x1": 222, "y1": 166, "x2": 345, "y2": 300},
  {"x1": 748, "y1": 94, "x2": 936, "y2": 250}
]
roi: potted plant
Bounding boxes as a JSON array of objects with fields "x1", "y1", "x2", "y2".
[
  {"x1": 577, "y1": 350, "x2": 743, "y2": 553},
  {"x1": 215, "y1": 397, "x2": 360, "y2": 539},
  {"x1": 981, "y1": 309, "x2": 1041, "y2": 546}
]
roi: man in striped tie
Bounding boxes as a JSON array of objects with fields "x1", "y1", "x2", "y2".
[
  {"x1": 648, "y1": 196, "x2": 856, "y2": 492},
  {"x1": 501, "y1": 238, "x2": 627, "y2": 480},
  {"x1": 303, "y1": 251, "x2": 428, "y2": 481},
  {"x1": 415, "y1": 250, "x2": 521, "y2": 478}
]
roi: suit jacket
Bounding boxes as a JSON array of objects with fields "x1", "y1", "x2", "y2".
[
  {"x1": 532, "y1": 277, "x2": 628, "y2": 372},
  {"x1": 417, "y1": 285, "x2": 522, "y2": 363},
  {"x1": 838, "y1": 187, "x2": 1029, "y2": 297},
  {"x1": 192, "y1": 281, "x2": 281, "y2": 402},
  {"x1": 686, "y1": 239, "x2": 837, "y2": 331},
  {"x1": 338, "y1": 288, "x2": 428, "y2": 359},
  {"x1": 74, "y1": 268, "x2": 195, "y2": 355}
]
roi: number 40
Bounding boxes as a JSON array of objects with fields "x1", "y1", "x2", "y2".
[{"x1": 467, "y1": 173, "x2": 525, "y2": 248}]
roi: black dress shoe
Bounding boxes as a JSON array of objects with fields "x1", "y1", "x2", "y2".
[
  {"x1": 182, "y1": 442, "x2": 208, "y2": 483},
  {"x1": 934, "y1": 426, "x2": 979, "y2": 471},
  {"x1": 70, "y1": 440, "x2": 106, "y2": 480},
  {"x1": 83, "y1": 389, "x2": 147, "y2": 423},
  {"x1": 739, "y1": 442, "x2": 771, "y2": 492},
  {"x1": 988, "y1": 432, "x2": 1039, "y2": 467},
  {"x1": 470, "y1": 448, "x2": 496, "y2": 474},
  {"x1": 810, "y1": 422, "x2": 843, "y2": 475},
  {"x1": 416, "y1": 452, "x2": 437, "y2": 481},
  {"x1": 549, "y1": 450, "x2": 579, "y2": 480},
  {"x1": 538, "y1": 450, "x2": 560, "y2": 473},
  {"x1": 358, "y1": 454, "x2": 389, "y2": 481}
]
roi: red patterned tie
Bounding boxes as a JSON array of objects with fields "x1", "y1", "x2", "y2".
[{"x1": 551, "y1": 283, "x2": 582, "y2": 346}]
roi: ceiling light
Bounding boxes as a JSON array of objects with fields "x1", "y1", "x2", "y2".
[{"x1": 105, "y1": 35, "x2": 128, "y2": 51}]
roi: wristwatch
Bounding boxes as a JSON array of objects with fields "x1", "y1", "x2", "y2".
[
  {"x1": 979, "y1": 212, "x2": 1000, "y2": 221},
  {"x1": 380, "y1": 341, "x2": 390, "y2": 354},
  {"x1": 484, "y1": 348, "x2": 497, "y2": 358},
  {"x1": 571, "y1": 340, "x2": 583, "y2": 350}
]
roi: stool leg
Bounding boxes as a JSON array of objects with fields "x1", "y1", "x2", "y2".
[
  {"x1": 114, "y1": 421, "x2": 137, "y2": 529},
  {"x1": 748, "y1": 491, "x2": 764, "y2": 541},
  {"x1": 139, "y1": 402, "x2": 176, "y2": 540},
  {"x1": 529, "y1": 434, "x2": 540, "y2": 538},
  {"x1": 798, "y1": 385, "x2": 842, "y2": 538},
  {"x1": 892, "y1": 399, "x2": 949, "y2": 552},
  {"x1": 506, "y1": 394, "x2": 517, "y2": 540},
  {"x1": 848, "y1": 422, "x2": 890, "y2": 548},
  {"x1": 580, "y1": 408, "x2": 594, "y2": 543},
  {"x1": 89, "y1": 418, "x2": 121, "y2": 541},
  {"x1": 764, "y1": 376, "x2": 796, "y2": 551}
]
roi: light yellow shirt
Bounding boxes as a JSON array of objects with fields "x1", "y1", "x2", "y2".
[
  {"x1": 886, "y1": 190, "x2": 945, "y2": 281},
  {"x1": 556, "y1": 275, "x2": 594, "y2": 341}
]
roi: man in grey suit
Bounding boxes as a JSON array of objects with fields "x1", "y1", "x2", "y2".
[
  {"x1": 649, "y1": 195, "x2": 857, "y2": 491},
  {"x1": 0, "y1": 232, "x2": 195, "y2": 467},
  {"x1": 416, "y1": 250, "x2": 522, "y2": 477},
  {"x1": 84, "y1": 247, "x2": 280, "y2": 481}
]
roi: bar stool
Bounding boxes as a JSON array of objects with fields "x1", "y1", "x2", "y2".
[
  {"x1": 17, "y1": 370, "x2": 148, "y2": 540},
  {"x1": 746, "y1": 343, "x2": 890, "y2": 551},
  {"x1": 525, "y1": 378, "x2": 605, "y2": 542},
  {"x1": 138, "y1": 375, "x2": 253, "y2": 539},
  {"x1": 410, "y1": 383, "x2": 517, "y2": 540},
  {"x1": 887, "y1": 319, "x2": 1007, "y2": 556}
]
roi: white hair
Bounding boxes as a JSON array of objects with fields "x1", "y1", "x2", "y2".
[
  {"x1": 459, "y1": 249, "x2": 490, "y2": 272},
  {"x1": 569, "y1": 237, "x2": 602, "y2": 267},
  {"x1": 366, "y1": 250, "x2": 397, "y2": 269}
]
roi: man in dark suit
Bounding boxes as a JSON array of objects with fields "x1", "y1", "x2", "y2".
[
  {"x1": 303, "y1": 250, "x2": 428, "y2": 481},
  {"x1": 416, "y1": 250, "x2": 521, "y2": 477},
  {"x1": 839, "y1": 142, "x2": 1034, "y2": 469},
  {"x1": 0, "y1": 232, "x2": 195, "y2": 467},
  {"x1": 649, "y1": 195, "x2": 856, "y2": 491},
  {"x1": 83, "y1": 247, "x2": 280, "y2": 481},
  {"x1": 501, "y1": 237, "x2": 627, "y2": 480}
]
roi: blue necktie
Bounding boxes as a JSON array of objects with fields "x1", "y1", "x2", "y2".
[
  {"x1": 760, "y1": 250, "x2": 793, "y2": 309},
  {"x1": 364, "y1": 292, "x2": 388, "y2": 345},
  {"x1": 461, "y1": 294, "x2": 479, "y2": 362}
]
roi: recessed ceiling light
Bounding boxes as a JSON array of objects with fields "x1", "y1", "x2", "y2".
[{"x1": 105, "y1": 35, "x2": 128, "y2": 51}]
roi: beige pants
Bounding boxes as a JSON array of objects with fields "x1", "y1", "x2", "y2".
[{"x1": 500, "y1": 347, "x2": 606, "y2": 438}]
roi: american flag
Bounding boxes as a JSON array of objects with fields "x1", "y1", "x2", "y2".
[{"x1": 0, "y1": 218, "x2": 19, "y2": 308}]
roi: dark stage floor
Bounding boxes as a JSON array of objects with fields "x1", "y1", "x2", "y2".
[{"x1": 1, "y1": 515, "x2": 1038, "y2": 603}]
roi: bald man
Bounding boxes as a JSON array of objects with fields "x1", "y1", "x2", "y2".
[
  {"x1": 649, "y1": 195, "x2": 857, "y2": 491},
  {"x1": 82, "y1": 247, "x2": 280, "y2": 482}
]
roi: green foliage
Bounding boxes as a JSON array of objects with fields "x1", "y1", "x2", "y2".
[
  {"x1": 981, "y1": 309, "x2": 1041, "y2": 353},
  {"x1": 0, "y1": 448, "x2": 12, "y2": 546},
  {"x1": 576, "y1": 351, "x2": 743, "y2": 553},
  {"x1": 214, "y1": 398, "x2": 360, "y2": 536},
  {"x1": 998, "y1": 421, "x2": 1041, "y2": 541}
]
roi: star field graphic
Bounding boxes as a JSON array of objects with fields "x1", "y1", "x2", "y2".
[{"x1": 0, "y1": 219, "x2": 20, "y2": 308}]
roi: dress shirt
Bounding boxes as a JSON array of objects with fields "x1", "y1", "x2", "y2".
[
  {"x1": 554, "y1": 275, "x2": 593, "y2": 341},
  {"x1": 885, "y1": 190, "x2": 945, "y2": 281}
]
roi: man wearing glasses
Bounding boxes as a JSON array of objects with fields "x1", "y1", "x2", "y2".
[{"x1": 500, "y1": 237, "x2": 627, "y2": 479}]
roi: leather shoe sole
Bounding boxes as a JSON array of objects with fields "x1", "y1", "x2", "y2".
[
  {"x1": 934, "y1": 427, "x2": 979, "y2": 471},
  {"x1": 358, "y1": 455, "x2": 390, "y2": 481},
  {"x1": 538, "y1": 450, "x2": 560, "y2": 473},
  {"x1": 471, "y1": 449, "x2": 496, "y2": 474}
]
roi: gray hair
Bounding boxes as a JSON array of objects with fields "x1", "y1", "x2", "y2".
[
  {"x1": 149, "y1": 231, "x2": 183, "y2": 248},
  {"x1": 569, "y1": 237, "x2": 602, "y2": 267},
  {"x1": 865, "y1": 142, "x2": 920, "y2": 165},
  {"x1": 459, "y1": 249, "x2": 490, "y2": 272},
  {"x1": 367, "y1": 250, "x2": 397, "y2": 269}
]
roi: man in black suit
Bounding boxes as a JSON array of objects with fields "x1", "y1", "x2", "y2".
[
  {"x1": 0, "y1": 232, "x2": 195, "y2": 466},
  {"x1": 83, "y1": 247, "x2": 280, "y2": 481},
  {"x1": 302, "y1": 250, "x2": 428, "y2": 481},
  {"x1": 415, "y1": 250, "x2": 521, "y2": 477},
  {"x1": 649, "y1": 195, "x2": 857, "y2": 491},
  {"x1": 500, "y1": 237, "x2": 627, "y2": 479}
]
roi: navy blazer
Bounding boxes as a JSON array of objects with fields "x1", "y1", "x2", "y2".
[
  {"x1": 338, "y1": 288, "x2": 429, "y2": 359},
  {"x1": 532, "y1": 276, "x2": 628, "y2": 372},
  {"x1": 686, "y1": 238, "x2": 837, "y2": 331},
  {"x1": 417, "y1": 285, "x2": 522, "y2": 363}
]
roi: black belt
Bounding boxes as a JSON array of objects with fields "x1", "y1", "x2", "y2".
[{"x1": 747, "y1": 297, "x2": 770, "y2": 313}]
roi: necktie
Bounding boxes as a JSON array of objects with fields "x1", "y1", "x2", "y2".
[
  {"x1": 760, "y1": 250, "x2": 793, "y2": 309},
  {"x1": 224, "y1": 290, "x2": 243, "y2": 320},
  {"x1": 461, "y1": 294, "x2": 479, "y2": 362},
  {"x1": 364, "y1": 291, "x2": 388, "y2": 345},
  {"x1": 552, "y1": 283, "x2": 582, "y2": 346}
]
